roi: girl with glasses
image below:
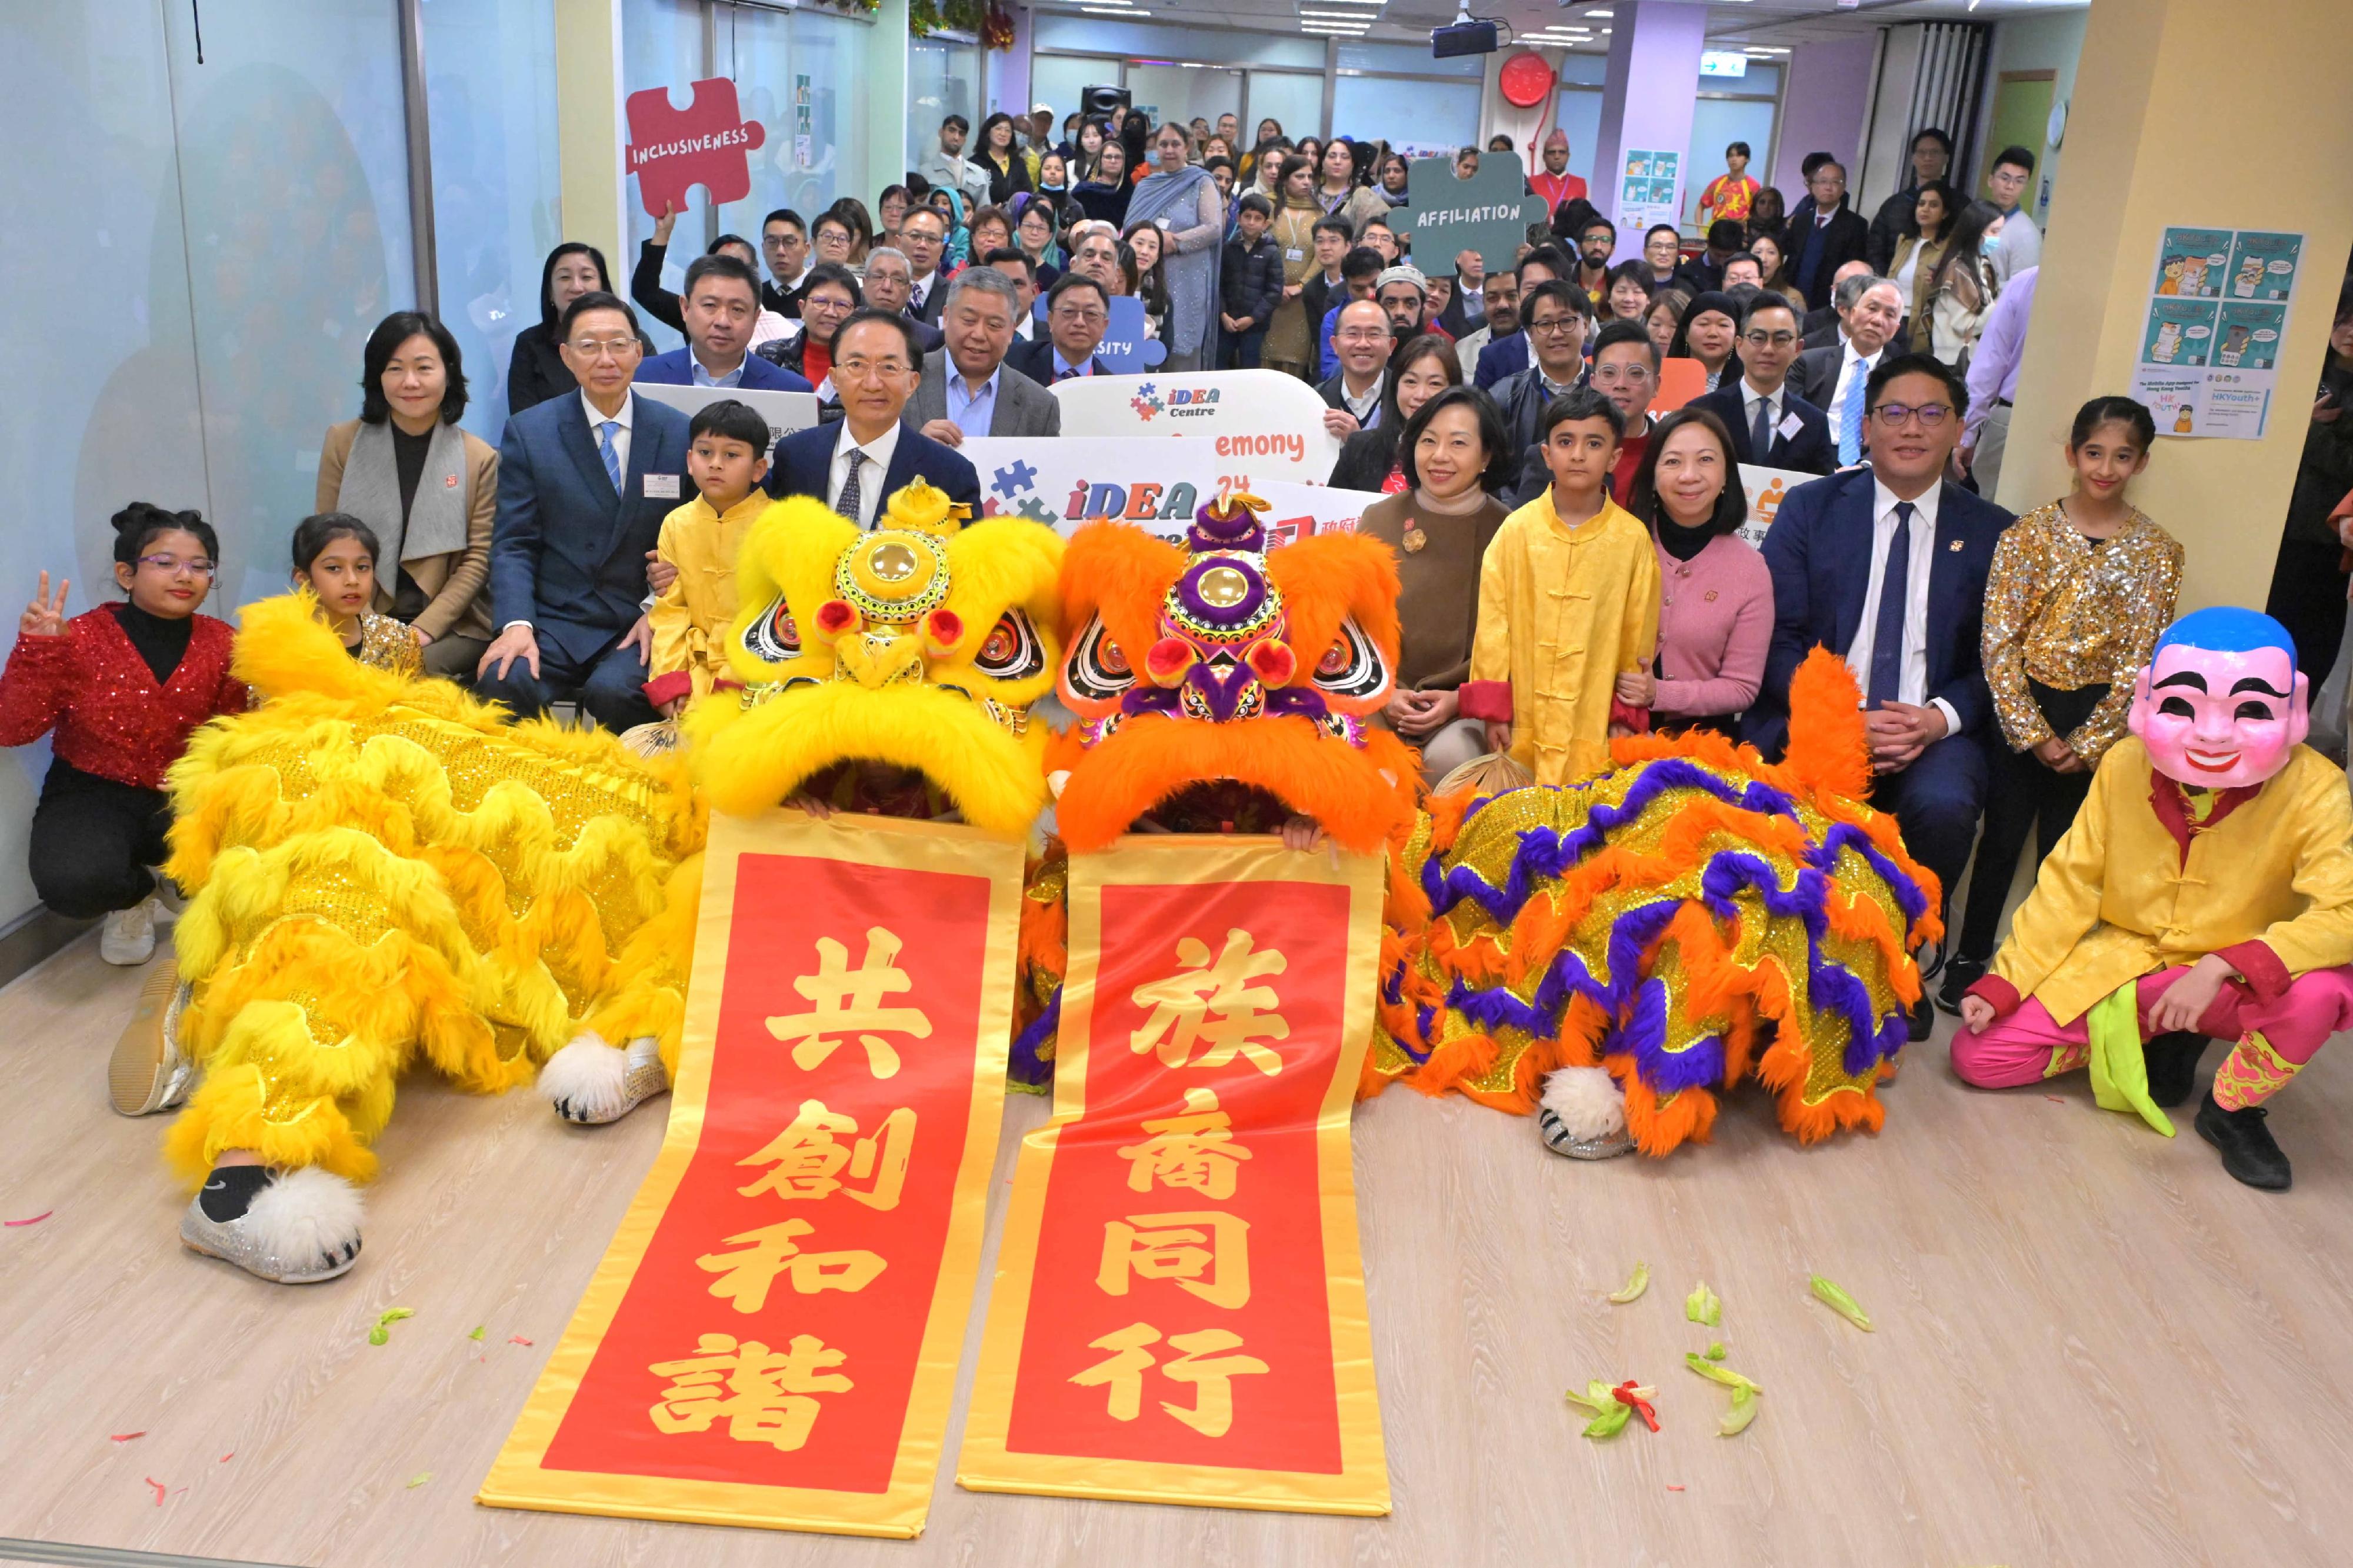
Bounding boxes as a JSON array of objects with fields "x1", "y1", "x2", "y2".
[{"x1": 0, "y1": 505, "x2": 248, "y2": 1049}]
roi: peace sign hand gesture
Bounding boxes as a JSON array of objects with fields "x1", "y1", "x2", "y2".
[{"x1": 20, "y1": 573, "x2": 69, "y2": 639}]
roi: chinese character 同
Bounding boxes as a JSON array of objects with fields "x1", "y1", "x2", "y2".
[
  {"x1": 695, "y1": 1218, "x2": 887, "y2": 1312},
  {"x1": 1118, "y1": 1087, "x2": 1252, "y2": 1200},
  {"x1": 647, "y1": 1330, "x2": 852, "y2": 1450},
  {"x1": 1128, "y1": 929, "x2": 1289, "y2": 1076},
  {"x1": 1068, "y1": 1322, "x2": 1268, "y2": 1438},
  {"x1": 1097, "y1": 1210, "x2": 1251, "y2": 1309},
  {"x1": 765, "y1": 926, "x2": 932, "y2": 1079},
  {"x1": 737, "y1": 1099, "x2": 916, "y2": 1210}
]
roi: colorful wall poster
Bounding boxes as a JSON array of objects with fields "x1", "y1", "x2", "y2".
[
  {"x1": 1614, "y1": 149, "x2": 1683, "y2": 243},
  {"x1": 2225, "y1": 232, "x2": 2302, "y2": 301},
  {"x1": 2132, "y1": 225, "x2": 2305, "y2": 440}
]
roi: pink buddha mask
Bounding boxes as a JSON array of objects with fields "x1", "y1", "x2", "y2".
[{"x1": 2128, "y1": 622, "x2": 2307, "y2": 791}]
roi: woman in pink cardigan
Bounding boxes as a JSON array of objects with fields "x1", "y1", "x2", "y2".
[{"x1": 1611, "y1": 407, "x2": 1773, "y2": 737}]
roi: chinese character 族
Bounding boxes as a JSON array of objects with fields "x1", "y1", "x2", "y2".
[
  {"x1": 696, "y1": 1218, "x2": 888, "y2": 1312},
  {"x1": 1129, "y1": 930, "x2": 1291, "y2": 1075},
  {"x1": 1068, "y1": 1322, "x2": 1269, "y2": 1438},
  {"x1": 1118, "y1": 1087, "x2": 1252, "y2": 1199},
  {"x1": 737, "y1": 1099, "x2": 916, "y2": 1209},
  {"x1": 1097, "y1": 1210, "x2": 1252, "y2": 1309},
  {"x1": 766, "y1": 926, "x2": 932, "y2": 1079},
  {"x1": 647, "y1": 1331, "x2": 852, "y2": 1451}
]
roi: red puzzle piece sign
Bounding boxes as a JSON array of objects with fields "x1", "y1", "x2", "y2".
[{"x1": 625, "y1": 78, "x2": 766, "y2": 218}]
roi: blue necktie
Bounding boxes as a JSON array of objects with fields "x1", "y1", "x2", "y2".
[
  {"x1": 1867, "y1": 502, "x2": 1914, "y2": 708},
  {"x1": 1837, "y1": 362, "x2": 1866, "y2": 466},
  {"x1": 596, "y1": 419, "x2": 623, "y2": 492},
  {"x1": 1751, "y1": 392, "x2": 1775, "y2": 461}
]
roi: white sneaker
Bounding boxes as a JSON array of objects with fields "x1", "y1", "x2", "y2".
[{"x1": 99, "y1": 899, "x2": 159, "y2": 966}]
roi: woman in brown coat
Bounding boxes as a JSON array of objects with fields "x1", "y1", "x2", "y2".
[{"x1": 317, "y1": 312, "x2": 496, "y2": 676}]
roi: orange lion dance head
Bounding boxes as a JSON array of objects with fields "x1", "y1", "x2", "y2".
[{"x1": 1046, "y1": 493, "x2": 1419, "y2": 854}]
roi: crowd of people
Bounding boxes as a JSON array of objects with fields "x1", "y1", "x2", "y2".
[{"x1": 8, "y1": 100, "x2": 2353, "y2": 1187}]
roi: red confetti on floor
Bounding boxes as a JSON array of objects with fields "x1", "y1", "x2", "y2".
[
  {"x1": 509, "y1": 1336, "x2": 534, "y2": 1346},
  {"x1": 145, "y1": 1477, "x2": 167, "y2": 1506},
  {"x1": 5, "y1": 1211, "x2": 52, "y2": 1226},
  {"x1": 109, "y1": 1432, "x2": 146, "y2": 1443},
  {"x1": 2045, "y1": 1095, "x2": 2067, "y2": 1103},
  {"x1": 219, "y1": 1453, "x2": 235, "y2": 1463},
  {"x1": 1667, "y1": 1483, "x2": 1686, "y2": 1492}
]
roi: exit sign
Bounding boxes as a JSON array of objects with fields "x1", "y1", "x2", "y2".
[{"x1": 1699, "y1": 51, "x2": 1751, "y2": 77}]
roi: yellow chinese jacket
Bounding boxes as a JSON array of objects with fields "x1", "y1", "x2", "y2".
[
  {"x1": 1979, "y1": 737, "x2": 2353, "y2": 1025},
  {"x1": 1459, "y1": 491, "x2": 1659, "y2": 786},
  {"x1": 645, "y1": 489, "x2": 769, "y2": 708}
]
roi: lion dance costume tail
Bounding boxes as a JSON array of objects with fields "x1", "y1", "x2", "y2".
[
  {"x1": 1373, "y1": 650, "x2": 1942, "y2": 1155},
  {"x1": 161, "y1": 595, "x2": 704, "y2": 1188}
]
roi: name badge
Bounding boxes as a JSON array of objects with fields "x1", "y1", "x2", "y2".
[
  {"x1": 644, "y1": 473, "x2": 681, "y2": 500},
  {"x1": 1777, "y1": 412, "x2": 1805, "y2": 441},
  {"x1": 1285, "y1": 246, "x2": 1304, "y2": 262}
]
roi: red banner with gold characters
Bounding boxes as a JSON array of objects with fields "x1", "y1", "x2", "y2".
[
  {"x1": 958, "y1": 837, "x2": 1389, "y2": 1514},
  {"x1": 480, "y1": 812, "x2": 1022, "y2": 1538}
]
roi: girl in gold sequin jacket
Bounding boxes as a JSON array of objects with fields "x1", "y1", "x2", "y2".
[{"x1": 291, "y1": 513, "x2": 424, "y2": 679}]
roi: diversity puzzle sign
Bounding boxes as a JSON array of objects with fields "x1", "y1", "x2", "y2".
[
  {"x1": 958, "y1": 837, "x2": 1390, "y2": 1515},
  {"x1": 625, "y1": 79, "x2": 766, "y2": 219},
  {"x1": 2129, "y1": 225, "x2": 2306, "y2": 440},
  {"x1": 481, "y1": 812, "x2": 1022, "y2": 1537}
]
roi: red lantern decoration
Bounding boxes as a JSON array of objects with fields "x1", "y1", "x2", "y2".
[{"x1": 1498, "y1": 51, "x2": 1556, "y2": 109}]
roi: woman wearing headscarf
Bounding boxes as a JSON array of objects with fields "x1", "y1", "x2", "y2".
[{"x1": 1127, "y1": 122, "x2": 1227, "y2": 371}]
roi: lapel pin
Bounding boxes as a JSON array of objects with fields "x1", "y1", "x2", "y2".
[{"x1": 1948, "y1": 539, "x2": 1964, "y2": 552}]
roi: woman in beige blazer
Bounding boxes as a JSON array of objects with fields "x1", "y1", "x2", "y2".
[{"x1": 318, "y1": 312, "x2": 497, "y2": 676}]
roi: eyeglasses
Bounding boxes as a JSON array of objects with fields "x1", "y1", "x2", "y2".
[
  {"x1": 1871, "y1": 402, "x2": 1954, "y2": 428},
  {"x1": 568, "y1": 338, "x2": 638, "y2": 359},
  {"x1": 1742, "y1": 330, "x2": 1798, "y2": 348},
  {"x1": 1052, "y1": 306, "x2": 1108, "y2": 326},
  {"x1": 139, "y1": 555, "x2": 215, "y2": 578},
  {"x1": 1591, "y1": 364, "x2": 1654, "y2": 386},
  {"x1": 1335, "y1": 328, "x2": 1390, "y2": 345},
  {"x1": 1528, "y1": 315, "x2": 1583, "y2": 336},
  {"x1": 835, "y1": 357, "x2": 912, "y2": 382}
]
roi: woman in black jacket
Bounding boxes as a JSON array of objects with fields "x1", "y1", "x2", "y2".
[
  {"x1": 1328, "y1": 335, "x2": 1462, "y2": 492},
  {"x1": 507, "y1": 242, "x2": 620, "y2": 414}
]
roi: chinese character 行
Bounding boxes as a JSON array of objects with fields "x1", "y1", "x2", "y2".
[
  {"x1": 1067, "y1": 1322, "x2": 1268, "y2": 1438},
  {"x1": 1128, "y1": 930, "x2": 1289, "y2": 1076},
  {"x1": 737, "y1": 1098, "x2": 916, "y2": 1210},
  {"x1": 695, "y1": 1218, "x2": 887, "y2": 1312},
  {"x1": 1097, "y1": 1210, "x2": 1251, "y2": 1309},
  {"x1": 1117, "y1": 1087, "x2": 1252, "y2": 1200},
  {"x1": 646, "y1": 1330, "x2": 852, "y2": 1450},
  {"x1": 765, "y1": 926, "x2": 932, "y2": 1079}
]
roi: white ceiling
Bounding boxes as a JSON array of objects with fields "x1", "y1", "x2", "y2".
[{"x1": 1031, "y1": 0, "x2": 2088, "y2": 59}]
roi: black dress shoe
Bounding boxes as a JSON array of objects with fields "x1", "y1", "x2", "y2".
[
  {"x1": 1908, "y1": 995, "x2": 1935, "y2": 1042},
  {"x1": 1934, "y1": 957, "x2": 1985, "y2": 1016},
  {"x1": 2141, "y1": 1032, "x2": 2208, "y2": 1109},
  {"x1": 2195, "y1": 1091, "x2": 2292, "y2": 1191}
]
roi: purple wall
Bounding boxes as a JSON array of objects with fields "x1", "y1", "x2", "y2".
[
  {"x1": 1771, "y1": 36, "x2": 1877, "y2": 198},
  {"x1": 1589, "y1": 0, "x2": 1709, "y2": 261}
]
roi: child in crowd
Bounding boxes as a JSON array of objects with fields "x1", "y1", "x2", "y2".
[
  {"x1": 0, "y1": 505, "x2": 247, "y2": 978},
  {"x1": 1462, "y1": 388, "x2": 1659, "y2": 785},
  {"x1": 291, "y1": 513, "x2": 422, "y2": 677},
  {"x1": 1219, "y1": 192, "x2": 1282, "y2": 369},
  {"x1": 644, "y1": 399, "x2": 774, "y2": 717},
  {"x1": 1941, "y1": 396, "x2": 2183, "y2": 1009}
]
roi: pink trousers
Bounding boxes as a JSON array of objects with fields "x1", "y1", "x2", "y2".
[{"x1": 1951, "y1": 965, "x2": 2353, "y2": 1090}]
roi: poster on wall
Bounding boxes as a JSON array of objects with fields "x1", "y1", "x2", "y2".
[
  {"x1": 2128, "y1": 225, "x2": 2305, "y2": 440},
  {"x1": 793, "y1": 75, "x2": 813, "y2": 170},
  {"x1": 1615, "y1": 148, "x2": 1683, "y2": 239}
]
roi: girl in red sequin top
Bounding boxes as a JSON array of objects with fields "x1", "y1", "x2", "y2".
[{"x1": 0, "y1": 505, "x2": 248, "y2": 963}]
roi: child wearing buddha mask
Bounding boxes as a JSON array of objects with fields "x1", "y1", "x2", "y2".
[{"x1": 1954, "y1": 608, "x2": 2353, "y2": 1192}]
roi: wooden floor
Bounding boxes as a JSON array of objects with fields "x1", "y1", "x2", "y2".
[{"x1": 4, "y1": 934, "x2": 2352, "y2": 1568}]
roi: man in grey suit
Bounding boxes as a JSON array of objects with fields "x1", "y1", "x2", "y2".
[{"x1": 907, "y1": 268, "x2": 1064, "y2": 445}]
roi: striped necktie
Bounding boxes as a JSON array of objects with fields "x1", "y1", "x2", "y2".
[
  {"x1": 835, "y1": 449, "x2": 866, "y2": 525},
  {"x1": 596, "y1": 420, "x2": 623, "y2": 492},
  {"x1": 1837, "y1": 361, "x2": 1867, "y2": 466}
]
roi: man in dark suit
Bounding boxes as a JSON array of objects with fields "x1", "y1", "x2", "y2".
[
  {"x1": 1787, "y1": 161, "x2": 1871, "y2": 311},
  {"x1": 856, "y1": 249, "x2": 946, "y2": 355},
  {"x1": 477, "y1": 292, "x2": 690, "y2": 732},
  {"x1": 1314, "y1": 299, "x2": 1394, "y2": 440},
  {"x1": 1801, "y1": 261, "x2": 1873, "y2": 348},
  {"x1": 1006, "y1": 273, "x2": 1115, "y2": 385},
  {"x1": 1741, "y1": 353, "x2": 2014, "y2": 1036},
  {"x1": 1686, "y1": 295, "x2": 1834, "y2": 475},
  {"x1": 633, "y1": 254, "x2": 812, "y2": 392},
  {"x1": 1472, "y1": 243, "x2": 1571, "y2": 390},
  {"x1": 1791, "y1": 276, "x2": 1906, "y2": 466},
  {"x1": 1866, "y1": 128, "x2": 1951, "y2": 275},
  {"x1": 898, "y1": 208, "x2": 953, "y2": 325},
  {"x1": 905, "y1": 268, "x2": 1064, "y2": 442},
  {"x1": 765, "y1": 309, "x2": 980, "y2": 521}
]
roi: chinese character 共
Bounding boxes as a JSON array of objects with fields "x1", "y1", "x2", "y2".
[{"x1": 765, "y1": 926, "x2": 932, "y2": 1079}]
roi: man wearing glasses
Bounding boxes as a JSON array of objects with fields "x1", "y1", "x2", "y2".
[
  {"x1": 1007, "y1": 273, "x2": 1115, "y2": 385},
  {"x1": 1511, "y1": 318, "x2": 1659, "y2": 505},
  {"x1": 1687, "y1": 295, "x2": 1834, "y2": 475},
  {"x1": 476, "y1": 291, "x2": 690, "y2": 733},
  {"x1": 1742, "y1": 353, "x2": 2015, "y2": 1039},
  {"x1": 1492, "y1": 278, "x2": 1594, "y2": 470},
  {"x1": 1313, "y1": 299, "x2": 1394, "y2": 439},
  {"x1": 764, "y1": 308, "x2": 980, "y2": 523}
]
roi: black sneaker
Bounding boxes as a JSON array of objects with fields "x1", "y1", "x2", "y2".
[
  {"x1": 1934, "y1": 957, "x2": 1985, "y2": 1016},
  {"x1": 2141, "y1": 1032, "x2": 2208, "y2": 1110},
  {"x1": 2195, "y1": 1091, "x2": 2292, "y2": 1191},
  {"x1": 1908, "y1": 995, "x2": 1935, "y2": 1043}
]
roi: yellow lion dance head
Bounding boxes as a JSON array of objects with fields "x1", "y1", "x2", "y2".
[{"x1": 684, "y1": 480, "x2": 1065, "y2": 837}]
